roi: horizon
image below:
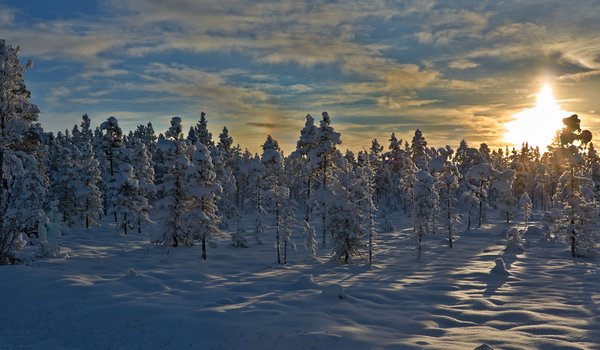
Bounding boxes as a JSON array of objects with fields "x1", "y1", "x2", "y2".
[{"x1": 2, "y1": 0, "x2": 600, "y2": 153}]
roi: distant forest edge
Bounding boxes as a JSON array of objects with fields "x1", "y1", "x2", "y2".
[{"x1": 1, "y1": 39, "x2": 597, "y2": 265}]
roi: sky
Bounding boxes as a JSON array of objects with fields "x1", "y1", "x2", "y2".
[{"x1": 2, "y1": 0, "x2": 600, "y2": 153}]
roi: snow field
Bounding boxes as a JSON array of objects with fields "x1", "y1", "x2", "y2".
[{"x1": 1, "y1": 213, "x2": 599, "y2": 350}]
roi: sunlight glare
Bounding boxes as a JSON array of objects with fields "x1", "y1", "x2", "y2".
[{"x1": 504, "y1": 85, "x2": 567, "y2": 150}]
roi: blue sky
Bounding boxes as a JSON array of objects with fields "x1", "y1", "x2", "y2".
[{"x1": 2, "y1": 0, "x2": 600, "y2": 152}]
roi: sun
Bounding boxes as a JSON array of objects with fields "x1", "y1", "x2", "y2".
[{"x1": 504, "y1": 85, "x2": 568, "y2": 150}]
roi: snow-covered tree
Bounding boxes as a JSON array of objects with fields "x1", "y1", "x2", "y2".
[
  {"x1": 494, "y1": 169, "x2": 516, "y2": 224},
  {"x1": 99, "y1": 116, "x2": 124, "y2": 222},
  {"x1": 75, "y1": 142, "x2": 103, "y2": 228},
  {"x1": 413, "y1": 170, "x2": 437, "y2": 252},
  {"x1": 552, "y1": 114, "x2": 596, "y2": 257},
  {"x1": 310, "y1": 112, "x2": 341, "y2": 247},
  {"x1": 189, "y1": 111, "x2": 214, "y2": 148},
  {"x1": 279, "y1": 189, "x2": 296, "y2": 264},
  {"x1": 292, "y1": 114, "x2": 319, "y2": 221},
  {"x1": 303, "y1": 220, "x2": 317, "y2": 259},
  {"x1": 400, "y1": 155, "x2": 418, "y2": 216},
  {"x1": 438, "y1": 165, "x2": 460, "y2": 247},
  {"x1": 127, "y1": 138, "x2": 155, "y2": 233},
  {"x1": 112, "y1": 164, "x2": 141, "y2": 235},
  {"x1": 411, "y1": 129, "x2": 428, "y2": 170},
  {"x1": 465, "y1": 163, "x2": 496, "y2": 228},
  {"x1": 519, "y1": 192, "x2": 532, "y2": 228},
  {"x1": 48, "y1": 138, "x2": 78, "y2": 226},
  {"x1": 186, "y1": 144, "x2": 222, "y2": 260},
  {"x1": 328, "y1": 178, "x2": 365, "y2": 264},
  {"x1": 231, "y1": 224, "x2": 248, "y2": 248},
  {"x1": 0, "y1": 40, "x2": 46, "y2": 263},
  {"x1": 353, "y1": 155, "x2": 377, "y2": 264},
  {"x1": 156, "y1": 118, "x2": 192, "y2": 247}
]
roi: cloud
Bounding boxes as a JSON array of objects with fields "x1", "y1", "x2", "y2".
[
  {"x1": 3, "y1": 0, "x2": 600, "y2": 152},
  {"x1": 448, "y1": 59, "x2": 479, "y2": 70},
  {"x1": 0, "y1": 5, "x2": 15, "y2": 25}
]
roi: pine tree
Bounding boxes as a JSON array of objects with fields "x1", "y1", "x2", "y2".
[
  {"x1": 293, "y1": 114, "x2": 319, "y2": 221},
  {"x1": 75, "y1": 142, "x2": 103, "y2": 228},
  {"x1": 214, "y1": 126, "x2": 238, "y2": 225},
  {"x1": 353, "y1": 154, "x2": 377, "y2": 264},
  {"x1": 192, "y1": 111, "x2": 214, "y2": 148},
  {"x1": 552, "y1": 114, "x2": 596, "y2": 257},
  {"x1": 494, "y1": 169, "x2": 516, "y2": 224},
  {"x1": 157, "y1": 117, "x2": 192, "y2": 247},
  {"x1": 113, "y1": 164, "x2": 141, "y2": 235},
  {"x1": 400, "y1": 154, "x2": 418, "y2": 216},
  {"x1": 413, "y1": 170, "x2": 437, "y2": 252},
  {"x1": 303, "y1": 220, "x2": 317, "y2": 259},
  {"x1": 99, "y1": 116, "x2": 124, "y2": 222},
  {"x1": 438, "y1": 165, "x2": 460, "y2": 247},
  {"x1": 411, "y1": 129, "x2": 428, "y2": 170},
  {"x1": 127, "y1": 138, "x2": 155, "y2": 233},
  {"x1": 0, "y1": 40, "x2": 46, "y2": 263},
  {"x1": 519, "y1": 192, "x2": 532, "y2": 228},
  {"x1": 328, "y1": 175, "x2": 365, "y2": 264},
  {"x1": 186, "y1": 144, "x2": 222, "y2": 260},
  {"x1": 48, "y1": 138, "x2": 78, "y2": 226},
  {"x1": 465, "y1": 163, "x2": 496, "y2": 228},
  {"x1": 311, "y1": 112, "x2": 342, "y2": 247},
  {"x1": 278, "y1": 187, "x2": 296, "y2": 264}
]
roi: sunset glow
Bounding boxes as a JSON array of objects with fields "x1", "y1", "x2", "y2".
[{"x1": 504, "y1": 85, "x2": 568, "y2": 150}]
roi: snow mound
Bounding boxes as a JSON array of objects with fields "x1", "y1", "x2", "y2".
[
  {"x1": 525, "y1": 225, "x2": 543, "y2": 236},
  {"x1": 295, "y1": 274, "x2": 319, "y2": 289},
  {"x1": 321, "y1": 284, "x2": 346, "y2": 300},
  {"x1": 119, "y1": 268, "x2": 169, "y2": 291},
  {"x1": 490, "y1": 258, "x2": 510, "y2": 276}
]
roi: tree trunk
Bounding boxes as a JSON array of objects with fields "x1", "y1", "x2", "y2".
[
  {"x1": 322, "y1": 157, "x2": 328, "y2": 246},
  {"x1": 467, "y1": 209, "x2": 471, "y2": 230},
  {"x1": 447, "y1": 191, "x2": 452, "y2": 248},
  {"x1": 305, "y1": 176, "x2": 311, "y2": 222},
  {"x1": 202, "y1": 234, "x2": 207, "y2": 260},
  {"x1": 276, "y1": 204, "x2": 281, "y2": 264}
]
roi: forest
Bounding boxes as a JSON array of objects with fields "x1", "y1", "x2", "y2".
[{"x1": 1, "y1": 39, "x2": 598, "y2": 267}]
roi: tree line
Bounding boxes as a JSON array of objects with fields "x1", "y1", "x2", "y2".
[{"x1": 1, "y1": 39, "x2": 597, "y2": 265}]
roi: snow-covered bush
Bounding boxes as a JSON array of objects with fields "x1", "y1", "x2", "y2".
[{"x1": 505, "y1": 228, "x2": 524, "y2": 253}]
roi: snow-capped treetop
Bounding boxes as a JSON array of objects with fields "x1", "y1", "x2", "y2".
[
  {"x1": 560, "y1": 114, "x2": 592, "y2": 146},
  {"x1": 370, "y1": 138, "x2": 383, "y2": 155},
  {"x1": 0, "y1": 39, "x2": 41, "y2": 149},
  {"x1": 294, "y1": 114, "x2": 319, "y2": 157},
  {"x1": 411, "y1": 129, "x2": 428, "y2": 170},
  {"x1": 100, "y1": 117, "x2": 122, "y2": 140},
  {"x1": 309, "y1": 112, "x2": 342, "y2": 170},
  {"x1": 493, "y1": 169, "x2": 516, "y2": 193},
  {"x1": 466, "y1": 163, "x2": 496, "y2": 181},
  {"x1": 196, "y1": 112, "x2": 214, "y2": 147},
  {"x1": 133, "y1": 122, "x2": 157, "y2": 150},
  {"x1": 165, "y1": 117, "x2": 183, "y2": 140},
  {"x1": 261, "y1": 135, "x2": 282, "y2": 166},
  {"x1": 218, "y1": 126, "x2": 233, "y2": 151}
]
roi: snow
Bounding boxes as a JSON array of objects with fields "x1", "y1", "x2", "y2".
[{"x1": 1, "y1": 214, "x2": 599, "y2": 349}]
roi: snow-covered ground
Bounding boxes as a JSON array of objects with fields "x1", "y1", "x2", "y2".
[{"x1": 1, "y1": 214, "x2": 599, "y2": 350}]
